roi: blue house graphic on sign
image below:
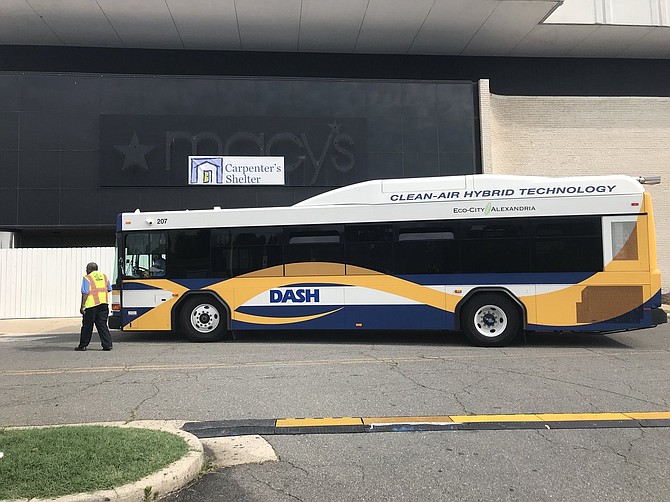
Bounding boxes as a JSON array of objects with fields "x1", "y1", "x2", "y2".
[{"x1": 189, "y1": 157, "x2": 224, "y2": 184}]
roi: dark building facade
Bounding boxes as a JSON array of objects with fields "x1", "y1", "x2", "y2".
[
  {"x1": 0, "y1": 71, "x2": 480, "y2": 246},
  {"x1": 2, "y1": 46, "x2": 670, "y2": 247}
]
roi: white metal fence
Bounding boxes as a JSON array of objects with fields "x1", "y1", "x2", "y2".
[{"x1": 0, "y1": 247, "x2": 115, "y2": 319}]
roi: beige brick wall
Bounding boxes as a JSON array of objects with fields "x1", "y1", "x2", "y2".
[{"x1": 479, "y1": 79, "x2": 670, "y2": 293}]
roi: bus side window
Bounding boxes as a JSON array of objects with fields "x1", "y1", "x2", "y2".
[
  {"x1": 531, "y1": 217, "x2": 602, "y2": 273},
  {"x1": 396, "y1": 225, "x2": 457, "y2": 274},
  {"x1": 461, "y1": 221, "x2": 530, "y2": 273},
  {"x1": 168, "y1": 229, "x2": 211, "y2": 278},
  {"x1": 212, "y1": 227, "x2": 283, "y2": 277},
  {"x1": 345, "y1": 223, "x2": 394, "y2": 274},
  {"x1": 284, "y1": 225, "x2": 344, "y2": 275}
]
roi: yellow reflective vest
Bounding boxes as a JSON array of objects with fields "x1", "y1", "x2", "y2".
[{"x1": 83, "y1": 271, "x2": 110, "y2": 309}]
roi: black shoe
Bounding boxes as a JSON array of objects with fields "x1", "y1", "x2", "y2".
[
  {"x1": 74, "y1": 346, "x2": 87, "y2": 351},
  {"x1": 103, "y1": 347, "x2": 112, "y2": 351}
]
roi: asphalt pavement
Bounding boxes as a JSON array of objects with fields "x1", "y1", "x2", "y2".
[{"x1": 2, "y1": 315, "x2": 669, "y2": 501}]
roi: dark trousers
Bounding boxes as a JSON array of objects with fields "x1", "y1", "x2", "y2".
[{"x1": 79, "y1": 304, "x2": 112, "y2": 349}]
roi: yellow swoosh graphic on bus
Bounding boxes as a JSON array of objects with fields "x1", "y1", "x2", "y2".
[
  {"x1": 122, "y1": 279, "x2": 189, "y2": 330},
  {"x1": 233, "y1": 307, "x2": 344, "y2": 325},
  {"x1": 207, "y1": 264, "x2": 459, "y2": 313}
]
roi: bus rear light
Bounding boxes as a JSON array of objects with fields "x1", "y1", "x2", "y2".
[
  {"x1": 112, "y1": 303, "x2": 121, "y2": 311},
  {"x1": 631, "y1": 202, "x2": 640, "y2": 206}
]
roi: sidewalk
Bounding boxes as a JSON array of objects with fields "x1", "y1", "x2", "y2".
[{"x1": 0, "y1": 317, "x2": 82, "y2": 336}]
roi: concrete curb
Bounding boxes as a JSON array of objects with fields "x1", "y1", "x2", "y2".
[{"x1": 1, "y1": 421, "x2": 205, "y2": 502}]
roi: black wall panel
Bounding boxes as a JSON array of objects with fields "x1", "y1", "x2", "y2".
[
  {"x1": 0, "y1": 112, "x2": 19, "y2": 149},
  {"x1": 367, "y1": 153, "x2": 403, "y2": 180},
  {"x1": 18, "y1": 189, "x2": 59, "y2": 225},
  {"x1": 178, "y1": 187, "x2": 220, "y2": 211},
  {"x1": 0, "y1": 189, "x2": 17, "y2": 225},
  {"x1": 405, "y1": 152, "x2": 439, "y2": 178},
  {"x1": 60, "y1": 112, "x2": 99, "y2": 151},
  {"x1": 440, "y1": 151, "x2": 477, "y2": 176},
  {"x1": 215, "y1": 187, "x2": 259, "y2": 209},
  {"x1": 19, "y1": 150, "x2": 60, "y2": 188},
  {"x1": 100, "y1": 189, "x2": 141, "y2": 223},
  {"x1": 2, "y1": 46, "x2": 669, "y2": 96},
  {"x1": 60, "y1": 151, "x2": 99, "y2": 189},
  {"x1": 19, "y1": 112, "x2": 60, "y2": 150},
  {"x1": 60, "y1": 189, "x2": 100, "y2": 225},
  {"x1": 140, "y1": 189, "x2": 182, "y2": 212},
  {"x1": 0, "y1": 151, "x2": 18, "y2": 188},
  {"x1": 403, "y1": 117, "x2": 438, "y2": 153},
  {"x1": 0, "y1": 72, "x2": 481, "y2": 238}
]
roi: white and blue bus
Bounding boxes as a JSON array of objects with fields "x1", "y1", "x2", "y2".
[{"x1": 110, "y1": 174, "x2": 666, "y2": 346}]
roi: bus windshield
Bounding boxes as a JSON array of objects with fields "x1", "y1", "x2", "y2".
[{"x1": 123, "y1": 232, "x2": 167, "y2": 279}]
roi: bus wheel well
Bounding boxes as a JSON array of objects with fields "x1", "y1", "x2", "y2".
[
  {"x1": 172, "y1": 292, "x2": 232, "y2": 335},
  {"x1": 455, "y1": 288, "x2": 526, "y2": 331}
]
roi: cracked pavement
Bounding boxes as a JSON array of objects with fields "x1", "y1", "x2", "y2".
[{"x1": 1, "y1": 325, "x2": 669, "y2": 500}]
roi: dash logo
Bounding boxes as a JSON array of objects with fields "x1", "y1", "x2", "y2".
[{"x1": 270, "y1": 288, "x2": 320, "y2": 303}]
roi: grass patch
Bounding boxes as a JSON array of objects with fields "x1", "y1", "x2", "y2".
[{"x1": 0, "y1": 425, "x2": 189, "y2": 500}]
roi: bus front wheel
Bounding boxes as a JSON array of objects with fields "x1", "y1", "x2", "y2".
[
  {"x1": 461, "y1": 293, "x2": 521, "y2": 347},
  {"x1": 179, "y1": 297, "x2": 229, "y2": 342}
]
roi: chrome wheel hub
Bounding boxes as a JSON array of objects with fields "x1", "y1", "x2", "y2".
[
  {"x1": 474, "y1": 305, "x2": 507, "y2": 338},
  {"x1": 190, "y1": 303, "x2": 220, "y2": 333}
]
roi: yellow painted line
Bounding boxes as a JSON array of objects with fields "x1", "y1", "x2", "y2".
[
  {"x1": 623, "y1": 412, "x2": 670, "y2": 420},
  {"x1": 0, "y1": 357, "x2": 445, "y2": 377},
  {"x1": 449, "y1": 414, "x2": 544, "y2": 423},
  {"x1": 278, "y1": 412, "x2": 670, "y2": 429},
  {"x1": 4, "y1": 350, "x2": 670, "y2": 377},
  {"x1": 276, "y1": 417, "x2": 364, "y2": 428},
  {"x1": 363, "y1": 416, "x2": 453, "y2": 425},
  {"x1": 366, "y1": 412, "x2": 670, "y2": 425},
  {"x1": 0, "y1": 357, "x2": 434, "y2": 376},
  {"x1": 536, "y1": 413, "x2": 631, "y2": 422}
]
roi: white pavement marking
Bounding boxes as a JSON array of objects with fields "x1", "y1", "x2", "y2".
[{"x1": 0, "y1": 336, "x2": 57, "y2": 342}]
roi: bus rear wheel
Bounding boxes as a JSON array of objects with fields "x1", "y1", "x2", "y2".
[
  {"x1": 461, "y1": 293, "x2": 521, "y2": 347},
  {"x1": 179, "y1": 296, "x2": 229, "y2": 342}
]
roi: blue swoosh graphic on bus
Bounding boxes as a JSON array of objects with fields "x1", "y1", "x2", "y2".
[{"x1": 236, "y1": 305, "x2": 343, "y2": 317}]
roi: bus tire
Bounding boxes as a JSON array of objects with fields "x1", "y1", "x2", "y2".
[
  {"x1": 179, "y1": 296, "x2": 229, "y2": 342},
  {"x1": 461, "y1": 293, "x2": 521, "y2": 347}
]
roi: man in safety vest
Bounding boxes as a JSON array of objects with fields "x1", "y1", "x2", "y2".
[{"x1": 75, "y1": 262, "x2": 113, "y2": 351}]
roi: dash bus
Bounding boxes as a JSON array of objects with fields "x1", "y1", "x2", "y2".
[{"x1": 109, "y1": 174, "x2": 667, "y2": 346}]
